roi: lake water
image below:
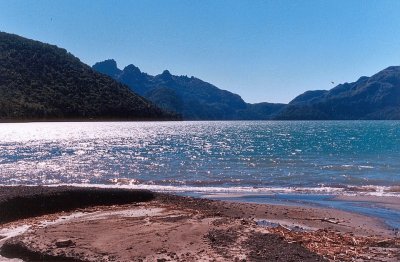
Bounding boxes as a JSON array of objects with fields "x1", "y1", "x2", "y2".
[
  {"x1": 1, "y1": 121, "x2": 399, "y2": 230},
  {"x1": 0, "y1": 121, "x2": 399, "y2": 195}
]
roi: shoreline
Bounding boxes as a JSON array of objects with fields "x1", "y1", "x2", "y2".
[
  {"x1": 0, "y1": 186, "x2": 399, "y2": 261},
  {"x1": 198, "y1": 192, "x2": 400, "y2": 232}
]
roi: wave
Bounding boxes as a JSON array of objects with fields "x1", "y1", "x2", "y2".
[{"x1": 27, "y1": 181, "x2": 400, "y2": 197}]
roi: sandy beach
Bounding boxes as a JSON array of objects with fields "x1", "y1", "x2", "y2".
[{"x1": 0, "y1": 186, "x2": 399, "y2": 261}]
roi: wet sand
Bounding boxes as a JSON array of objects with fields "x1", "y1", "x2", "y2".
[
  {"x1": 335, "y1": 195, "x2": 400, "y2": 211},
  {"x1": 0, "y1": 186, "x2": 399, "y2": 261}
]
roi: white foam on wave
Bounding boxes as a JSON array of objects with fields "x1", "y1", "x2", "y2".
[
  {"x1": 1, "y1": 182, "x2": 398, "y2": 197},
  {"x1": 41, "y1": 182, "x2": 400, "y2": 197},
  {"x1": 358, "y1": 165, "x2": 374, "y2": 169}
]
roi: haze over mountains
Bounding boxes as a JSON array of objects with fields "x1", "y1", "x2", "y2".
[
  {"x1": 93, "y1": 60, "x2": 286, "y2": 120},
  {"x1": 0, "y1": 32, "x2": 175, "y2": 121}
]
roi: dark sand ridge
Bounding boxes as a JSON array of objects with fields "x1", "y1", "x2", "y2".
[
  {"x1": 0, "y1": 186, "x2": 154, "y2": 224},
  {"x1": 0, "y1": 186, "x2": 399, "y2": 261}
]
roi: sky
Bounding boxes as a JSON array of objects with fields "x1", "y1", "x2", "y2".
[{"x1": 1, "y1": 0, "x2": 400, "y2": 103}]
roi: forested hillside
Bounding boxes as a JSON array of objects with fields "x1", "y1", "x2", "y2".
[
  {"x1": 276, "y1": 67, "x2": 400, "y2": 120},
  {"x1": 0, "y1": 32, "x2": 176, "y2": 121}
]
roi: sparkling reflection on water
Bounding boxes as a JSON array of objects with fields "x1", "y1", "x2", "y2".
[{"x1": 0, "y1": 121, "x2": 399, "y2": 193}]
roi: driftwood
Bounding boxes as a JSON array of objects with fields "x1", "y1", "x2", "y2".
[
  {"x1": 292, "y1": 217, "x2": 349, "y2": 226},
  {"x1": 265, "y1": 226, "x2": 400, "y2": 261}
]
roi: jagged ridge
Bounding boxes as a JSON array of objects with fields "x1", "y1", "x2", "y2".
[{"x1": 93, "y1": 59, "x2": 286, "y2": 120}]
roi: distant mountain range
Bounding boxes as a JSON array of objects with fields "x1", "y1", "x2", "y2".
[
  {"x1": 277, "y1": 66, "x2": 400, "y2": 120},
  {"x1": 1, "y1": 31, "x2": 399, "y2": 121},
  {"x1": 0, "y1": 32, "x2": 176, "y2": 121},
  {"x1": 93, "y1": 60, "x2": 400, "y2": 120},
  {"x1": 93, "y1": 60, "x2": 286, "y2": 120}
]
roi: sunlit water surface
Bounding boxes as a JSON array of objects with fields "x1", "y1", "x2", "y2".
[
  {"x1": 1, "y1": 121, "x2": 400, "y2": 230},
  {"x1": 0, "y1": 121, "x2": 399, "y2": 194}
]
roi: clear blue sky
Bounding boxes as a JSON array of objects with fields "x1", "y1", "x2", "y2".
[{"x1": 1, "y1": 0, "x2": 400, "y2": 103}]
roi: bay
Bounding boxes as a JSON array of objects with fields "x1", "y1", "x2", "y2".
[{"x1": 0, "y1": 120, "x2": 399, "y2": 195}]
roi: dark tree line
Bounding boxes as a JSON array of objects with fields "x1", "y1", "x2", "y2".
[{"x1": 0, "y1": 32, "x2": 178, "y2": 121}]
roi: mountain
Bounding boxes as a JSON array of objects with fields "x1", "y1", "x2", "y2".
[
  {"x1": 276, "y1": 66, "x2": 400, "y2": 120},
  {"x1": 0, "y1": 32, "x2": 176, "y2": 121},
  {"x1": 93, "y1": 60, "x2": 400, "y2": 121},
  {"x1": 93, "y1": 60, "x2": 285, "y2": 120}
]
